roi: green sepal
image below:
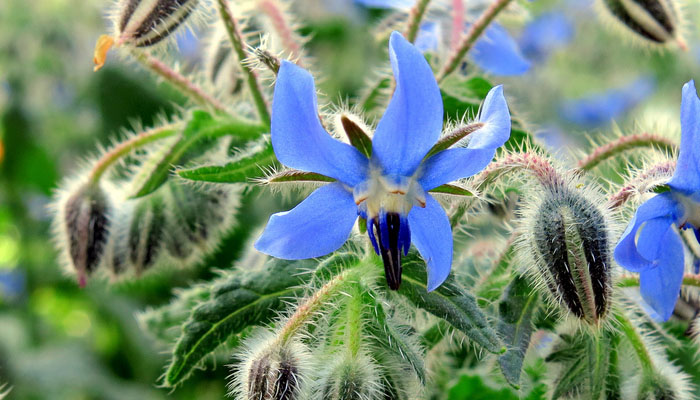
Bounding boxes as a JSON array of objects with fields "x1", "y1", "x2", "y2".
[
  {"x1": 497, "y1": 275, "x2": 539, "y2": 388},
  {"x1": 393, "y1": 255, "x2": 504, "y2": 354},
  {"x1": 425, "y1": 122, "x2": 485, "y2": 159},
  {"x1": 340, "y1": 115, "x2": 372, "y2": 157},
  {"x1": 262, "y1": 169, "x2": 335, "y2": 184},
  {"x1": 429, "y1": 183, "x2": 475, "y2": 197},
  {"x1": 177, "y1": 138, "x2": 276, "y2": 183}
]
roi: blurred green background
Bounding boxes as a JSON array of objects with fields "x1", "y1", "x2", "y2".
[{"x1": 1, "y1": 0, "x2": 699, "y2": 398}]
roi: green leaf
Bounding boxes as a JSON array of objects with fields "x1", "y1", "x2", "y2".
[
  {"x1": 163, "y1": 253, "x2": 357, "y2": 387},
  {"x1": 497, "y1": 276, "x2": 539, "y2": 388},
  {"x1": 132, "y1": 111, "x2": 267, "y2": 196},
  {"x1": 137, "y1": 285, "x2": 211, "y2": 344},
  {"x1": 362, "y1": 288, "x2": 426, "y2": 384},
  {"x1": 441, "y1": 76, "x2": 493, "y2": 119},
  {"x1": 448, "y1": 375, "x2": 518, "y2": 400},
  {"x1": 177, "y1": 138, "x2": 276, "y2": 183},
  {"x1": 429, "y1": 184, "x2": 474, "y2": 197},
  {"x1": 395, "y1": 255, "x2": 504, "y2": 354}
]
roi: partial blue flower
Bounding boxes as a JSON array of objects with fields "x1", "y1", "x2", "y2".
[
  {"x1": 518, "y1": 12, "x2": 573, "y2": 63},
  {"x1": 256, "y1": 31, "x2": 511, "y2": 291},
  {"x1": 614, "y1": 80, "x2": 700, "y2": 321},
  {"x1": 414, "y1": 21, "x2": 441, "y2": 53},
  {"x1": 470, "y1": 23, "x2": 532, "y2": 76},
  {"x1": 354, "y1": 0, "x2": 416, "y2": 9},
  {"x1": 559, "y1": 76, "x2": 655, "y2": 128}
]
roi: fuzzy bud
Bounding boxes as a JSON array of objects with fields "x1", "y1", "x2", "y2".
[
  {"x1": 63, "y1": 183, "x2": 111, "y2": 286},
  {"x1": 519, "y1": 185, "x2": 613, "y2": 325},
  {"x1": 127, "y1": 193, "x2": 167, "y2": 274},
  {"x1": 319, "y1": 354, "x2": 381, "y2": 400},
  {"x1": 233, "y1": 338, "x2": 308, "y2": 400},
  {"x1": 600, "y1": 0, "x2": 685, "y2": 48},
  {"x1": 94, "y1": 0, "x2": 200, "y2": 70}
]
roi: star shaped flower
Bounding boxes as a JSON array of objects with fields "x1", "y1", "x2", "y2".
[
  {"x1": 255, "y1": 31, "x2": 511, "y2": 291},
  {"x1": 615, "y1": 80, "x2": 700, "y2": 321}
]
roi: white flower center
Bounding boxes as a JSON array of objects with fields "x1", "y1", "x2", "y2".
[{"x1": 352, "y1": 165, "x2": 426, "y2": 219}]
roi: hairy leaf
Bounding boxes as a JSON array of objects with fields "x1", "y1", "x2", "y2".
[
  {"x1": 429, "y1": 184, "x2": 475, "y2": 197},
  {"x1": 395, "y1": 256, "x2": 504, "y2": 354},
  {"x1": 362, "y1": 288, "x2": 426, "y2": 383},
  {"x1": 497, "y1": 276, "x2": 539, "y2": 388},
  {"x1": 133, "y1": 110, "x2": 267, "y2": 196},
  {"x1": 138, "y1": 285, "x2": 211, "y2": 344},
  {"x1": 177, "y1": 138, "x2": 276, "y2": 183}
]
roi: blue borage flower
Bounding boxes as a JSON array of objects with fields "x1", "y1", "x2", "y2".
[
  {"x1": 255, "y1": 32, "x2": 511, "y2": 291},
  {"x1": 615, "y1": 80, "x2": 700, "y2": 321}
]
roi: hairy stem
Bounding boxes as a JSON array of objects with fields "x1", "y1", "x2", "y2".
[
  {"x1": 133, "y1": 52, "x2": 228, "y2": 114},
  {"x1": 215, "y1": 0, "x2": 271, "y2": 126},
  {"x1": 475, "y1": 152, "x2": 565, "y2": 191},
  {"x1": 437, "y1": 0, "x2": 513, "y2": 82},
  {"x1": 614, "y1": 312, "x2": 655, "y2": 375},
  {"x1": 578, "y1": 134, "x2": 677, "y2": 170},
  {"x1": 405, "y1": 0, "x2": 433, "y2": 43},
  {"x1": 278, "y1": 270, "x2": 355, "y2": 345},
  {"x1": 346, "y1": 285, "x2": 364, "y2": 357},
  {"x1": 608, "y1": 160, "x2": 675, "y2": 208},
  {"x1": 89, "y1": 123, "x2": 181, "y2": 183},
  {"x1": 259, "y1": 0, "x2": 304, "y2": 64}
]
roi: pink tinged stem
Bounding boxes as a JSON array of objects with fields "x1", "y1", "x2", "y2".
[
  {"x1": 404, "y1": 0, "x2": 433, "y2": 43},
  {"x1": 259, "y1": 0, "x2": 304, "y2": 65},
  {"x1": 437, "y1": 0, "x2": 513, "y2": 82},
  {"x1": 451, "y1": 0, "x2": 464, "y2": 50}
]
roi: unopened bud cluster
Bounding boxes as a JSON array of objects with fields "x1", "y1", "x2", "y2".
[
  {"x1": 54, "y1": 177, "x2": 238, "y2": 285},
  {"x1": 599, "y1": 0, "x2": 684, "y2": 48},
  {"x1": 517, "y1": 182, "x2": 614, "y2": 325}
]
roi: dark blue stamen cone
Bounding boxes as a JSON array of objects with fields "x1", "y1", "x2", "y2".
[{"x1": 370, "y1": 212, "x2": 405, "y2": 290}]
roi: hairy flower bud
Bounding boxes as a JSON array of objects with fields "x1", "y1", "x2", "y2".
[
  {"x1": 599, "y1": 0, "x2": 685, "y2": 48},
  {"x1": 518, "y1": 184, "x2": 613, "y2": 325},
  {"x1": 127, "y1": 193, "x2": 167, "y2": 274},
  {"x1": 232, "y1": 336, "x2": 309, "y2": 400},
  {"x1": 94, "y1": 0, "x2": 200, "y2": 70},
  {"x1": 62, "y1": 183, "x2": 111, "y2": 286},
  {"x1": 319, "y1": 354, "x2": 382, "y2": 400}
]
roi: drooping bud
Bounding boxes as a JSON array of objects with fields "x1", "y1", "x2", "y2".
[
  {"x1": 318, "y1": 354, "x2": 382, "y2": 400},
  {"x1": 94, "y1": 0, "x2": 200, "y2": 70},
  {"x1": 62, "y1": 183, "x2": 111, "y2": 286},
  {"x1": 599, "y1": 0, "x2": 685, "y2": 48},
  {"x1": 518, "y1": 184, "x2": 613, "y2": 325},
  {"x1": 232, "y1": 336, "x2": 308, "y2": 400}
]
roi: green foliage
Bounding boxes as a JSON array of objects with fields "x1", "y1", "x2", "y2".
[
  {"x1": 497, "y1": 276, "x2": 539, "y2": 388},
  {"x1": 396, "y1": 256, "x2": 504, "y2": 354}
]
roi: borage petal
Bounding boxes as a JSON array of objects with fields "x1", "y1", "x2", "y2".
[
  {"x1": 669, "y1": 80, "x2": 700, "y2": 194},
  {"x1": 418, "y1": 147, "x2": 495, "y2": 190},
  {"x1": 407, "y1": 194, "x2": 453, "y2": 291},
  {"x1": 614, "y1": 192, "x2": 684, "y2": 272},
  {"x1": 471, "y1": 23, "x2": 531, "y2": 76},
  {"x1": 639, "y1": 227, "x2": 684, "y2": 321},
  {"x1": 372, "y1": 31, "x2": 443, "y2": 177},
  {"x1": 272, "y1": 61, "x2": 369, "y2": 186},
  {"x1": 255, "y1": 182, "x2": 358, "y2": 259}
]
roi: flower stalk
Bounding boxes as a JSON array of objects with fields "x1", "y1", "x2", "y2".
[
  {"x1": 437, "y1": 0, "x2": 513, "y2": 82},
  {"x1": 133, "y1": 52, "x2": 228, "y2": 114},
  {"x1": 577, "y1": 133, "x2": 677, "y2": 171},
  {"x1": 214, "y1": 0, "x2": 271, "y2": 126},
  {"x1": 405, "y1": 0, "x2": 433, "y2": 43}
]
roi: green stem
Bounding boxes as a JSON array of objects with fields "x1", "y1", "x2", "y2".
[
  {"x1": 133, "y1": 52, "x2": 228, "y2": 114},
  {"x1": 578, "y1": 134, "x2": 677, "y2": 171},
  {"x1": 89, "y1": 123, "x2": 181, "y2": 183},
  {"x1": 436, "y1": 0, "x2": 513, "y2": 82},
  {"x1": 215, "y1": 0, "x2": 271, "y2": 126},
  {"x1": 617, "y1": 273, "x2": 700, "y2": 288},
  {"x1": 405, "y1": 0, "x2": 433, "y2": 43},
  {"x1": 278, "y1": 270, "x2": 355, "y2": 345},
  {"x1": 614, "y1": 311, "x2": 655, "y2": 374},
  {"x1": 346, "y1": 285, "x2": 364, "y2": 357}
]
